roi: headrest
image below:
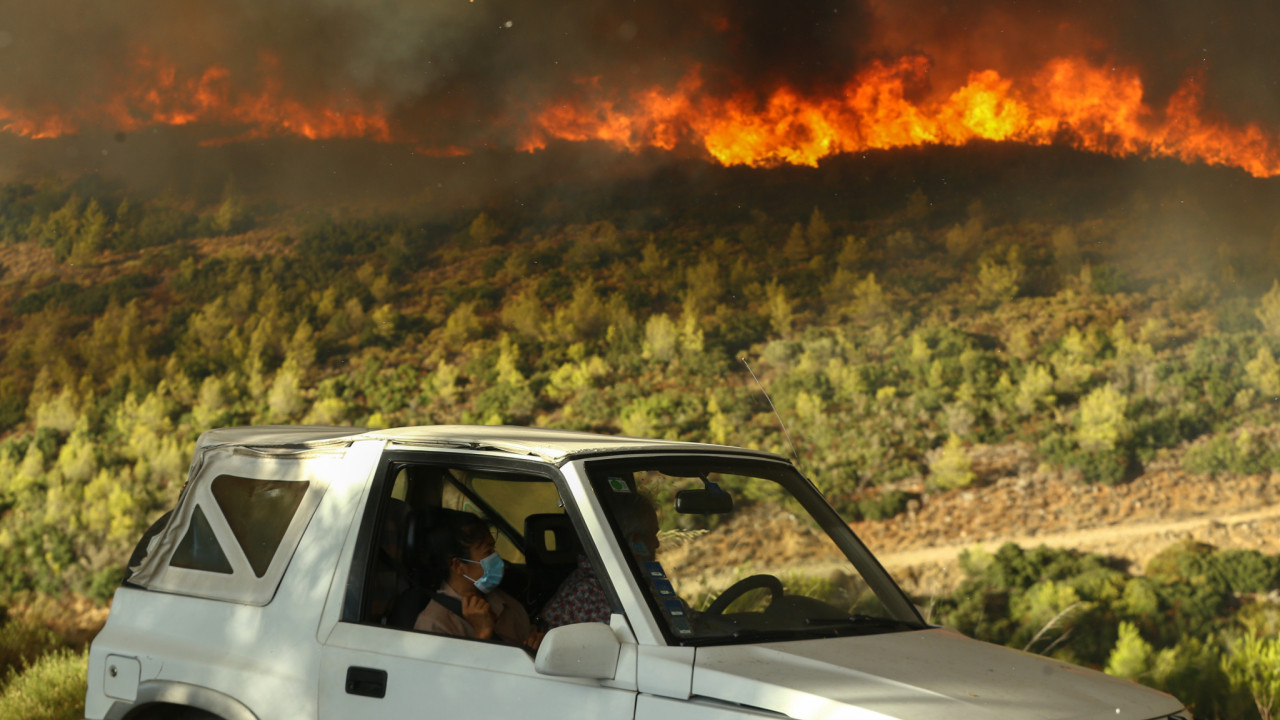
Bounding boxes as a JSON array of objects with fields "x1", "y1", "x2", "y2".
[{"x1": 523, "y1": 513, "x2": 579, "y2": 566}]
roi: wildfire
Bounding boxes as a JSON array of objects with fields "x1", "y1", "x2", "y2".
[
  {"x1": 0, "y1": 50, "x2": 393, "y2": 146},
  {"x1": 3, "y1": 47, "x2": 1279, "y2": 178},
  {"x1": 522, "y1": 57, "x2": 1280, "y2": 178}
]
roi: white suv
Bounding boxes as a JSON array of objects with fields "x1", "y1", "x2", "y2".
[{"x1": 86, "y1": 425, "x2": 1190, "y2": 720}]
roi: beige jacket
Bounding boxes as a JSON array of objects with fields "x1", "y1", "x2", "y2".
[{"x1": 413, "y1": 583, "x2": 531, "y2": 644}]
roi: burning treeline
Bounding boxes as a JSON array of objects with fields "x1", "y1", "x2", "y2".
[
  {"x1": 519, "y1": 58, "x2": 1280, "y2": 176},
  {"x1": 3, "y1": 0, "x2": 1280, "y2": 176}
]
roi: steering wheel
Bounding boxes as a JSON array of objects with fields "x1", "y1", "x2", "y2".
[{"x1": 704, "y1": 574, "x2": 784, "y2": 615}]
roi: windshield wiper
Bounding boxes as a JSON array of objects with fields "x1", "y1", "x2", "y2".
[
  {"x1": 726, "y1": 617, "x2": 916, "y2": 642},
  {"x1": 728, "y1": 627, "x2": 805, "y2": 641},
  {"x1": 804, "y1": 614, "x2": 922, "y2": 633}
]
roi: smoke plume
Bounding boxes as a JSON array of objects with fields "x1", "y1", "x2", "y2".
[{"x1": 2, "y1": 0, "x2": 1279, "y2": 193}]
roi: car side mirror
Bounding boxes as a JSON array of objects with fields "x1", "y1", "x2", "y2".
[
  {"x1": 533, "y1": 622, "x2": 621, "y2": 679},
  {"x1": 675, "y1": 487, "x2": 733, "y2": 514}
]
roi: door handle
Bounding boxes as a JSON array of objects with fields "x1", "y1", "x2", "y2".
[{"x1": 345, "y1": 666, "x2": 387, "y2": 699}]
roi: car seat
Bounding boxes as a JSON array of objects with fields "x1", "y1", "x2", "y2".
[
  {"x1": 386, "y1": 508, "x2": 436, "y2": 628},
  {"x1": 522, "y1": 513, "x2": 582, "y2": 615}
]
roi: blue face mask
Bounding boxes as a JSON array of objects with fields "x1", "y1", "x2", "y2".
[{"x1": 462, "y1": 552, "x2": 504, "y2": 594}]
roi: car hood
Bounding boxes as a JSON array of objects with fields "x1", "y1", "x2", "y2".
[{"x1": 691, "y1": 628, "x2": 1182, "y2": 720}]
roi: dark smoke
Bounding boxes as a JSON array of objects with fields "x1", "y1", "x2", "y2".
[
  {"x1": 5, "y1": 1, "x2": 1274, "y2": 131},
  {"x1": 0, "y1": 0, "x2": 1277, "y2": 196}
]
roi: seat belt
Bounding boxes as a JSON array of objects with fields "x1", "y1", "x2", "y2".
[{"x1": 431, "y1": 592, "x2": 464, "y2": 618}]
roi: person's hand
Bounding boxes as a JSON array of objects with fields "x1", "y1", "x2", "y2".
[
  {"x1": 524, "y1": 629, "x2": 544, "y2": 651},
  {"x1": 462, "y1": 594, "x2": 496, "y2": 639}
]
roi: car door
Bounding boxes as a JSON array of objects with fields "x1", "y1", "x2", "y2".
[
  {"x1": 316, "y1": 453, "x2": 638, "y2": 720},
  {"x1": 318, "y1": 622, "x2": 637, "y2": 719}
]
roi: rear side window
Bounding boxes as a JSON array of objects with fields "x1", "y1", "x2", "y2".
[
  {"x1": 167, "y1": 475, "x2": 311, "y2": 578},
  {"x1": 169, "y1": 505, "x2": 234, "y2": 575},
  {"x1": 211, "y1": 476, "x2": 310, "y2": 577},
  {"x1": 130, "y1": 446, "x2": 342, "y2": 606}
]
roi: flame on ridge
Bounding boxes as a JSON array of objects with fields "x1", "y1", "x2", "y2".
[
  {"x1": 521, "y1": 57, "x2": 1280, "y2": 178},
  {"x1": 2, "y1": 48, "x2": 1279, "y2": 178},
  {"x1": 0, "y1": 50, "x2": 393, "y2": 146}
]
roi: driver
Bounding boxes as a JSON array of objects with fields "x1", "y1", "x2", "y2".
[
  {"x1": 414, "y1": 508, "x2": 543, "y2": 650},
  {"x1": 541, "y1": 492, "x2": 659, "y2": 628}
]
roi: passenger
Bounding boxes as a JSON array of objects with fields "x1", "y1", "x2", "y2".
[
  {"x1": 414, "y1": 509, "x2": 542, "y2": 650},
  {"x1": 542, "y1": 492, "x2": 659, "y2": 628}
]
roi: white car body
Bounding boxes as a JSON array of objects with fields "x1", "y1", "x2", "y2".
[{"x1": 85, "y1": 425, "x2": 1189, "y2": 720}]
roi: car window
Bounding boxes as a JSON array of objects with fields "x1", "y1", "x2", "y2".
[
  {"x1": 131, "y1": 450, "x2": 333, "y2": 607},
  {"x1": 211, "y1": 476, "x2": 311, "y2": 578},
  {"x1": 168, "y1": 505, "x2": 233, "y2": 575},
  {"x1": 587, "y1": 455, "x2": 923, "y2": 645},
  {"x1": 447, "y1": 473, "x2": 564, "y2": 563},
  {"x1": 361, "y1": 461, "x2": 573, "y2": 629}
]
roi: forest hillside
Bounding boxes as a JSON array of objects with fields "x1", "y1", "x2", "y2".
[{"x1": 0, "y1": 154, "x2": 1279, "y2": 718}]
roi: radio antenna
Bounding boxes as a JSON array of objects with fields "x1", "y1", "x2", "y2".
[{"x1": 738, "y1": 356, "x2": 801, "y2": 466}]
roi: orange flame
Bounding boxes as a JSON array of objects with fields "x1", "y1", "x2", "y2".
[
  {"x1": 0, "y1": 50, "x2": 394, "y2": 146},
  {"x1": 522, "y1": 57, "x2": 1280, "y2": 178},
  {"x1": 3, "y1": 48, "x2": 1279, "y2": 178}
]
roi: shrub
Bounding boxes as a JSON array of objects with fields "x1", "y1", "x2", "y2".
[
  {"x1": 1145, "y1": 540, "x2": 1236, "y2": 642},
  {"x1": 1105, "y1": 620, "x2": 1153, "y2": 680},
  {"x1": 1014, "y1": 363, "x2": 1056, "y2": 415},
  {"x1": 1245, "y1": 347, "x2": 1280, "y2": 398},
  {"x1": 0, "y1": 617, "x2": 63, "y2": 687},
  {"x1": 467, "y1": 212, "x2": 502, "y2": 247},
  {"x1": 13, "y1": 283, "x2": 81, "y2": 315},
  {"x1": 1222, "y1": 631, "x2": 1280, "y2": 720},
  {"x1": 1008, "y1": 580, "x2": 1091, "y2": 656},
  {"x1": 975, "y1": 248, "x2": 1023, "y2": 307},
  {"x1": 852, "y1": 489, "x2": 914, "y2": 521},
  {"x1": 1088, "y1": 263, "x2": 1128, "y2": 294},
  {"x1": 928, "y1": 434, "x2": 976, "y2": 490},
  {"x1": 0, "y1": 648, "x2": 86, "y2": 720},
  {"x1": 934, "y1": 543, "x2": 1135, "y2": 663},
  {"x1": 1037, "y1": 430, "x2": 1132, "y2": 485},
  {"x1": 1215, "y1": 549, "x2": 1280, "y2": 594},
  {"x1": 1183, "y1": 430, "x2": 1280, "y2": 477},
  {"x1": 1070, "y1": 447, "x2": 1132, "y2": 485},
  {"x1": 1150, "y1": 635, "x2": 1244, "y2": 720},
  {"x1": 1076, "y1": 383, "x2": 1130, "y2": 452},
  {"x1": 1256, "y1": 279, "x2": 1280, "y2": 338}
]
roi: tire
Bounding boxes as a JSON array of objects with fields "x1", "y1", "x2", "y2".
[{"x1": 165, "y1": 709, "x2": 221, "y2": 720}]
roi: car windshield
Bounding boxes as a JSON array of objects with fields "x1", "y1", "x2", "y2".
[{"x1": 586, "y1": 455, "x2": 924, "y2": 644}]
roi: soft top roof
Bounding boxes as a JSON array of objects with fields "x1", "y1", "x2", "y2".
[
  {"x1": 195, "y1": 424, "x2": 786, "y2": 464},
  {"x1": 195, "y1": 425, "x2": 364, "y2": 450}
]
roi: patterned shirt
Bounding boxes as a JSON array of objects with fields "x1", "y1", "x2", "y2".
[{"x1": 541, "y1": 554, "x2": 613, "y2": 628}]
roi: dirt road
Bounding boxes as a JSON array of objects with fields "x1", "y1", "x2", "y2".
[
  {"x1": 855, "y1": 466, "x2": 1280, "y2": 594},
  {"x1": 879, "y1": 503, "x2": 1280, "y2": 569},
  {"x1": 662, "y1": 464, "x2": 1280, "y2": 598}
]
